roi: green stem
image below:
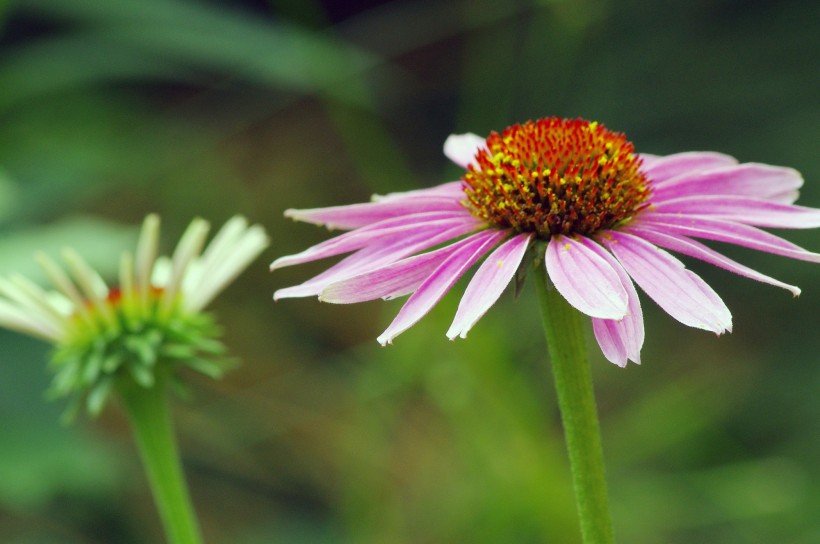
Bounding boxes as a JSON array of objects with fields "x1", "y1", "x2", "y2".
[
  {"x1": 118, "y1": 375, "x2": 203, "y2": 544},
  {"x1": 533, "y1": 262, "x2": 615, "y2": 544}
]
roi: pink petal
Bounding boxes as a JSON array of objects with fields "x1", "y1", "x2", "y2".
[
  {"x1": 599, "y1": 231, "x2": 732, "y2": 334},
  {"x1": 624, "y1": 225, "x2": 801, "y2": 296},
  {"x1": 377, "y1": 229, "x2": 509, "y2": 345},
  {"x1": 270, "y1": 212, "x2": 481, "y2": 270},
  {"x1": 446, "y1": 232, "x2": 532, "y2": 339},
  {"x1": 576, "y1": 238, "x2": 644, "y2": 367},
  {"x1": 545, "y1": 234, "x2": 628, "y2": 319},
  {"x1": 274, "y1": 224, "x2": 475, "y2": 300},
  {"x1": 320, "y1": 230, "x2": 499, "y2": 304},
  {"x1": 284, "y1": 196, "x2": 465, "y2": 230},
  {"x1": 651, "y1": 164, "x2": 803, "y2": 205},
  {"x1": 649, "y1": 195, "x2": 820, "y2": 229},
  {"x1": 641, "y1": 151, "x2": 738, "y2": 184},
  {"x1": 372, "y1": 181, "x2": 465, "y2": 202},
  {"x1": 636, "y1": 213, "x2": 820, "y2": 263},
  {"x1": 443, "y1": 133, "x2": 486, "y2": 169},
  {"x1": 636, "y1": 153, "x2": 662, "y2": 167}
]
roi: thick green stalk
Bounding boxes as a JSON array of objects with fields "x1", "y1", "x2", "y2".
[
  {"x1": 118, "y1": 375, "x2": 203, "y2": 544},
  {"x1": 533, "y1": 262, "x2": 615, "y2": 544}
]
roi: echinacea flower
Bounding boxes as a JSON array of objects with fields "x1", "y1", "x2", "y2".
[
  {"x1": 0, "y1": 214, "x2": 269, "y2": 415},
  {"x1": 271, "y1": 117, "x2": 820, "y2": 366}
]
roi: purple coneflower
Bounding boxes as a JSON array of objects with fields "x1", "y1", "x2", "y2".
[{"x1": 272, "y1": 117, "x2": 820, "y2": 366}]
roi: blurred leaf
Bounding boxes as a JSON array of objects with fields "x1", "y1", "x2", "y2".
[{"x1": 11, "y1": 0, "x2": 407, "y2": 106}]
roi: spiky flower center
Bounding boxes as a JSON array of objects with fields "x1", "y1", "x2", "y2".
[{"x1": 462, "y1": 117, "x2": 651, "y2": 237}]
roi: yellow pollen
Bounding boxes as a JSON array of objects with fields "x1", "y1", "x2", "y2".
[{"x1": 461, "y1": 117, "x2": 652, "y2": 238}]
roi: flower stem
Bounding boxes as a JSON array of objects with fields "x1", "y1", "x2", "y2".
[
  {"x1": 117, "y1": 375, "x2": 203, "y2": 544},
  {"x1": 533, "y1": 262, "x2": 615, "y2": 544}
]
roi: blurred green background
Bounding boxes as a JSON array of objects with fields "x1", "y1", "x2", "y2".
[{"x1": 1, "y1": 0, "x2": 818, "y2": 542}]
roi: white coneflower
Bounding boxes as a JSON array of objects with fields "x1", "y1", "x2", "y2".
[{"x1": 0, "y1": 214, "x2": 269, "y2": 416}]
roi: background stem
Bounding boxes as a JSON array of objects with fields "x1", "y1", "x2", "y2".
[
  {"x1": 118, "y1": 376, "x2": 203, "y2": 544},
  {"x1": 534, "y1": 262, "x2": 615, "y2": 544}
]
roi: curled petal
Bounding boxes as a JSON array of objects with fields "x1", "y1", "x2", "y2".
[
  {"x1": 625, "y1": 225, "x2": 801, "y2": 296},
  {"x1": 443, "y1": 133, "x2": 487, "y2": 169},
  {"x1": 447, "y1": 232, "x2": 532, "y2": 339},
  {"x1": 641, "y1": 151, "x2": 738, "y2": 185},
  {"x1": 599, "y1": 231, "x2": 732, "y2": 334},
  {"x1": 649, "y1": 195, "x2": 820, "y2": 229},
  {"x1": 545, "y1": 234, "x2": 628, "y2": 319},
  {"x1": 377, "y1": 230, "x2": 508, "y2": 345}
]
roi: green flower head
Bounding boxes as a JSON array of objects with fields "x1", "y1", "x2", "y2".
[{"x1": 0, "y1": 215, "x2": 269, "y2": 417}]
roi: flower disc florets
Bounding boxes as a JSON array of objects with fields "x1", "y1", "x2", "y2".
[{"x1": 462, "y1": 117, "x2": 652, "y2": 237}]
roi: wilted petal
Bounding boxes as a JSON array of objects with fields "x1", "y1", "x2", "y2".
[
  {"x1": 600, "y1": 231, "x2": 732, "y2": 334},
  {"x1": 637, "y1": 213, "x2": 820, "y2": 263},
  {"x1": 545, "y1": 234, "x2": 628, "y2": 319},
  {"x1": 651, "y1": 164, "x2": 803, "y2": 205},
  {"x1": 650, "y1": 195, "x2": 820, "y2": 229},
  {"x1": 443, "y1": 133, "x2": 487, "y2": 169},
  {"x1": 377, "y1": 230, "x2": 508, "y2": 345},
  {"x1": 641, "y1": 151, "x2": 738, "y2": 184},
  {"x1": 285, "y1": 196, "x2": 464, "y2": 230},
  {"x1": 320, "y1": 230, "x2": 499, "y2": 304},
  {"x1": 576, "y1": 238, "x2": 644, "y2": 367},
  {"x1": 625, "y1": 225, "x2": 801, "y2": 296},
  {"x1": 447, "y1": 232, "x2": 532, "y2": 339}
]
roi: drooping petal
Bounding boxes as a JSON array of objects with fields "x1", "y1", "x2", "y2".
[
  {"x1": 545, "y1": 234, "x2": 628, "y2": 319},
  {"x1": 651, "y1": 164, "x2": 803, "y2": 205},
  {"x1": 624, "y1": 225, "x2": 801, "y2": 296},
  {"x1": 443, "y1": 133, "x2": 486, "y2": 169},
  {"x1": 377, "y1": 229, "x2": 509, "y2": 345},
  {"x1": 599, "y1": 231, "x2": 732, "y2": 334},
  {"x1": 270, "y1": 212, "x2": 482, "y2": 270},
  {"x1": 320, "y1": 229, "x2": 499, "y2": 304},
  {"x1": 447, "y1": 232, "x2": 532, "y2": 339},
  {"x1": 284, "y1": 196, "x2": 464, "y2": 230},
  {"x1": 649, "y1": 195, "x2": 820, "y2": 229},
  {"x1": 636, "y1": 213, "x2": 820, "y2": 263},
  {"x1": 274, "y1": 223, "x2": 479, "y2": 300},
  {"x1": 641, "y1": 151, "x2": 738, "y2": 185},
  {"x1": 576, "y1": 238, "x2": 644, "y2": 367}
]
